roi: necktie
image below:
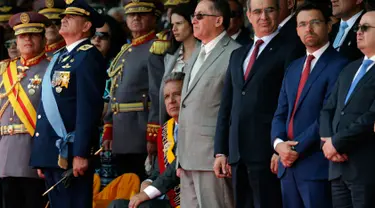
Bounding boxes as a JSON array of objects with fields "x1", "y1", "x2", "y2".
[
  {"x1": 333, "y1": 21, "x2": 349, "y2": 49},
  {"x1": 344, "y1": 59, "x2": 374, "y2": 104},
  {"x1": 173, "y1": 123, "x2": 179, "y2": 142},
  {"x1": 244, "y1": 39, "x2": 264, "y2": 80},
  {"x1": 287, "y1": 55, "x2": 315, "y2": 139},
  {"x1": 58, "y1": 48, "x2": 69, "y2": 63},
  {"x1": 188, "y1": 46, "x2": 206, "y2": 88}
]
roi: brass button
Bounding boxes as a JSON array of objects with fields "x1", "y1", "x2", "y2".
[
  {"x1": 115, "y1": 84, "x2": 119, "y2": 88},
  {"x1": 142, "y1": 94, "x2": 146, "y2": 98},
  {"x1": 35, "y1": 132, "x2": 40, "y2": 137},
  {"x1": 113, "y1": 98, "x2": 116, "y2": 101},
  {"x1": 37, "y1": 115, "x2": 41, "y2": 119}
]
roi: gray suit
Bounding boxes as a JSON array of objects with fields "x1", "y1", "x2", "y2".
[{"x1": 177, "y1": 34, "x2": 239, "y2": 208}]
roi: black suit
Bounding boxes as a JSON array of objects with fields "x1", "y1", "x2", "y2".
[
  {"x1": 278, "y1": 15, "x2": 306, "y2": 67},
  {"x1": 214, "y1": 31, "x2": 301, "y2": 208},
  {"x1": 320, "y1": 58, "x2": 375, "y2": 208},
  {"x1": 329, "y1": 12, "x2": 364, "y2": 61},
  {"x1": 234, "y1": 28, "x2": 252, "y2": 46}
]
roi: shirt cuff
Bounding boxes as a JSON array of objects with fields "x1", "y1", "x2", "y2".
[
  {"x1": 144, "y1": 179, "x2": 153, "y2": 183},
  {"x1": 273, "y1": 138, "x2": 284, "y2": 150},
  {"x1": 143, "y1": 185, "x2": 162, "y2": 199}
]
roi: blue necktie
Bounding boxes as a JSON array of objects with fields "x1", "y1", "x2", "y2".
[
  {"x1": 345, "y1": 59, "x2": 374, "y2": 104},
  {"x1": 333, "y1": 21, "x2": 349, "y2": 49},
  {"x1": 58, "y1": 48, "x2": 69, "y2": 63},
  {"x1": 173, "y1": 123, "x2": 178, "y2": 142}
]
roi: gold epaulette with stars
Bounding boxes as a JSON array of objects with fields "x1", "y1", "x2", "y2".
[
  {"x1": 0, "y1": 59, "x2": 12, "y2": 75},
  {"x1": 77, "y1": 44, "x2": 93, "y2": 51},
  {"x1": 149, "y1": 30, "x2": 171, "y2": 55}
]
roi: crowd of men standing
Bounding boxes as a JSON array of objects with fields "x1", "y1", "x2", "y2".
[{"x1": 0, "y1": 0, "x2": 375, "y2": 208}]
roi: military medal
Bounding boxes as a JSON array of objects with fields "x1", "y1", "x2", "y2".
[
  {"x1": 28, "y1": 88, "x2": 36, "y2": 95},
  {"x1": 28, "y1": 74, "x2": 42, "y2": 95},
  {"x1": 56, "y1": 86, "x2": 62, "y2": 93}
]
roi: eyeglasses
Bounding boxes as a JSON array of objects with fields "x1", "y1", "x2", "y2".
[
  {"x1": 230, "y1": 10, "x2": 242, "y2": 18},
  {"x1": 191, "y1": 13, "x2": 219, "y2": 21},
  {"x1": 92, "y1": 32, "x2": 110, "y2": 40},
  {"x1": 354, "y1": 24, "x2": 375, "y2": 32},
  {"x1": 4, "y1": 39, "x2": 16, "y2": 49},
  {"x1": 297, "y1": 19, "x2": 324, "y2": 28}
]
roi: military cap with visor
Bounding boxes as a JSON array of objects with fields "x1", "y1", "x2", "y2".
[
  {"x1": 122, "y1": 0, "x2": 164, "y2": 17},
  {"x1": 33, "y1": 0, "x2": 66, "y2": 20},
  {"x1": 0, "y1": 4, "x2": 23, "y2": 24},
  {"x1": 60, "y1": 0, "x2": 104, "y2": 28},
  {"x1": 8, "y1": 11, "x2": 51, "y2": 35}
]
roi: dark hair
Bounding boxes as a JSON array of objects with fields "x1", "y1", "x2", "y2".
[
  {"x1": 101, "y1": 15, "x2": 127, "y2": 63},
  {"x1": 208, "y1": 0, "x2": 231, "y2": 30},
  {"x1": 166, "y1": 2, "x2": 196, "y2": 54},
  {"x1": 295, "y1": 2, "x2": 331, "y2": 23},
  {"x1": 228, "y1": 0, "x2": 244, "y2": 17}
]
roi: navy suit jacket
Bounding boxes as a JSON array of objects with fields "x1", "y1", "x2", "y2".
[
  {"x1": 214, "y1": 33, "x2": 303, "y2": 166},
  {"x1": 271, "y1": 46, "x2": 349, "y2": 180},
  {"x1": 30, "y1": 39, "x2": 106, "y2": 168}
]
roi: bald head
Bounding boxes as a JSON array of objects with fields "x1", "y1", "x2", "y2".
[{"x1": 357, "y1": 11, "x2": 375, "y2": 57}]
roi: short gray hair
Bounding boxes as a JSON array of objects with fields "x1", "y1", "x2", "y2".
[
  {"x1": 246, "y1": 0, "x2": 280, "y2": 11},
  {"x1": 164, "y1": 72, "x2": 185, "y2": 84}
]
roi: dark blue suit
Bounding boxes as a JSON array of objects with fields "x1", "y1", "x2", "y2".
[
  {"x1": 30, "y1": 39, "x2": 106, "y2": 208},
  {"x1": 271, "y1": 46, "x2": 349, "y2": 208}
]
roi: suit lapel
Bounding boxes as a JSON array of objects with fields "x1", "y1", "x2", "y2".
[
  {"x1": 182, "y1": 35, "x2": 229, "y2": 101},
  {"x1": 295, "y1": 48, "x2": 332, "y2": 109},
  {"x1": 343, "y1": 63, "x2": 375, "y2": 108},
  {"x1": 243, "y1": 35, "x2": 280, "y2": 87},
  {"x1": 183, "y1": 44, "x2": 201, "y2": 95},
  {"x1": 235, "y1": 44, "x2": 252, "y2": 87},
  {"x1": 164, "y1": 47, "x2": 181, "y2": 75},
  {"x1": 288, "y1": 58, "x2": 305, "y2": 113}
]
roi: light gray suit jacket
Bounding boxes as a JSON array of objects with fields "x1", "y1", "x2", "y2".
[
  {"x1": 158, "y1": 41, "x2": 200, "y2": 124},
  {"x1": 177, "y1": 34, "x2": 240, "y2": 170}
]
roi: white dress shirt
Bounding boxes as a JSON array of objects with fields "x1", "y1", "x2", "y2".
[
  {"x1": 203, "y1": 31, "x2": 227, "y2": 59},
  {"x1": 278, "y1": 14, "x2": 294, "y2": 29},
  {"x1": 336, "y1": 10, "x2": 364, "y2": 48},
  {"x1": 242, "y1": 31, "x2": 279, "y2": 74},
  {"x1": 65, "y1": 38, "x2": 88, "y2": 52},
  {"x1": 273, "y1": 42, "x2": 330, "y2": 149},
  {"x1": 231, "y1": 29, "x2": 242, "y2": 40},
  {"x1": 352, "y1": 55, "x2": 375, "y2": 80}
]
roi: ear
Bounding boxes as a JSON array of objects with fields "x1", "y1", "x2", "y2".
[
  {"x1": 82, "y1": 21, "x2": 92, "y2": 33},
  {"x1": 287, "y1": 0, "x2": 295, "y2": 10},
  {"x1": 215, "y1": 16, "x2": 224, "y2": 28}
]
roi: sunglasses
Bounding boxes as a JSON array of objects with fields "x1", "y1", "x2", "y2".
[
  {"x1": 354, "y1": 24, "x2": 375, "y2": 32},
  {"x1": 191, "y1": 13, "x2": 219, "y2": 21},
  {"x1": 92, "y1": 32, "x2": 110, "y2": 40},
  {"x1": 4, "y1": 39, "x2": 16, "y2": 49}
]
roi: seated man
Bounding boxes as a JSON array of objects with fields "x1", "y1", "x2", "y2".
[{"x1": 109, "y1": 72, "x2": 184, "y2": 208}]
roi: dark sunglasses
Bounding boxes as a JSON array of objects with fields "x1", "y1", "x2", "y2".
[
  {"x1": 191, "y1": 13, "x2": 219, "y2": 21},
  {"x1": 354, "y1": 24, "x2": 375, "y2": 32},
  {"x1": 4, "y1": 39, "x2": 16, "y2": 49},
  {"x1": 92, "y1": 32, "x2": 110, "y2": 40},
  {"x1": 230, "y1": 10, "x2": 242, "y2": 18}
]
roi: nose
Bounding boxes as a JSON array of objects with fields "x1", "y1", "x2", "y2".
[
  {"x1": 260, "y1": 10, "x2": 267, "y2": 20},
  {"x1": 191, "y1": 16, "x2": 198, "y2": 25},
  {"x1": 172, "y1": 24, "x2": 177, "y2": 32}
]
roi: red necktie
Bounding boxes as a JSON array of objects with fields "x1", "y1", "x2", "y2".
[
  {"x1": 244, "y1": 39, "x2": 264, "y2": 80},
  {"x1": 287, "y1": 55, "x2": 315, "y2": 140}
]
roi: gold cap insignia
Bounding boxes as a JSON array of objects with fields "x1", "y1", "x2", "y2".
[
  {"x1": 20, "y1": 13, "x2": 30, "y2": 24},
  {"x1": 65, "y1": 0, "x2": 74, "y2": 5},
  {"x1": 0, "y1": 6, "x2": 12, "y2": 13},
  {"x1": 46, "y1": 0, "x2": 54, "y2": 8}
]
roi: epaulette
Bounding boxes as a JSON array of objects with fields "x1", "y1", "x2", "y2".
[
  {"x1": 0, "y1": 59, "x2": 11, "y2": 75},
  {"x1": 77, "y1": 44, "x2": 93, "y2": 51},
  {"x1": 150, "y1": 30, "x2": 171, "y2": 55},
  {"x1": 53, "y1": 46, "x2": 66, "y2": 55}
]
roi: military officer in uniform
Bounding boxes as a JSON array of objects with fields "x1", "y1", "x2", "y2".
[
  {"x1": 102, "y1": 0, "x2": 166, "y2": 181},
  {"x1": 0, "y1": 4, "x2": 23, "y2": 60},
  {"x1": 33, "y1": 0, "x2": 66, "y2": 57},
  {"x1": 29, "y1": 0, "x2": 106, "y2": 208},
  {"x1": 0, "y1": 11, "x2": 50, "y2": 208}
]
